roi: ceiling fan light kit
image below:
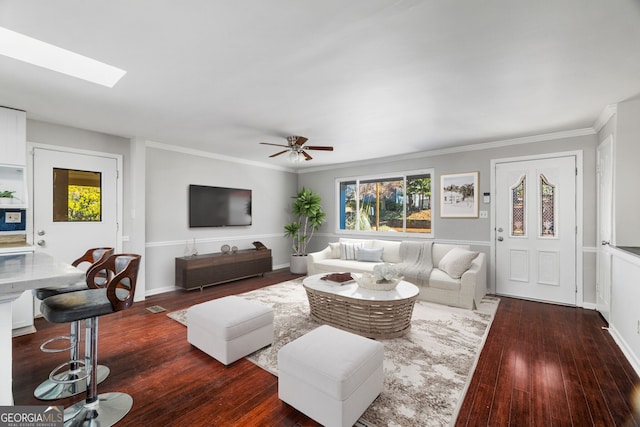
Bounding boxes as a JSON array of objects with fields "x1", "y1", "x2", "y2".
[
  {"x1": 288, "y1": 150, "x2": 303, "y2": 163},
  {"x1": 260, "y1": 136, "x2": 333, "y2": 162}
]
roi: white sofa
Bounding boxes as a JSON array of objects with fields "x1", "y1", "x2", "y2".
[{"x1": 307, "y1": 238, "x2": 487, "y2": 310}]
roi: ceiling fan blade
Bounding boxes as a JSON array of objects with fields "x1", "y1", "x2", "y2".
[
  {"x1": 294, "y1": 136, "x2": 308, "y2": 147},
  {"x1": 269, "y1": 150, "x2": 289, "y2": 158},
  {"x1": 260, "y1": 142, "x2": 289, "y2": 148},
  {"x1": 305, "y1": 145, "x2": 334, "y2": 151},
  {"x1": 302, "y1": 151, "x2": 313, "y2": 161}
]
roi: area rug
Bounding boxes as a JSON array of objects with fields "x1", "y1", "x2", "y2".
[{"x1": 167, "y1": 279, "x2": 499, "y2": 427}]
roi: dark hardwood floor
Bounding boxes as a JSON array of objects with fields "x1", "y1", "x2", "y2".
[{"x1": 12, "y1": 270, "x2": 640, "y2": 426}]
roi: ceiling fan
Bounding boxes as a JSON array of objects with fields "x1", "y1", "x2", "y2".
[{"x1": 260, "y1": 136, "x2": 333, "y2": 162}]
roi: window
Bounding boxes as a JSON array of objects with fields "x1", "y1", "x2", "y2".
[
  {"x1": 53, "y1": 168, "x2": 102, "y2": 222},
  {"x1": 337, "y1": 170, "x2": 432, "y2": 235}
]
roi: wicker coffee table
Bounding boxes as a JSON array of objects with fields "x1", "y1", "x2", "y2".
[{"x1": 302, "y1": 273, "x2": 419, "y2": 339}]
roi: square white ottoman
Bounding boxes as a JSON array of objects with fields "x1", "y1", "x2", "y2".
[
  {"x1": 278, "y1": 325, "x2": 384, "y2": 427},
  {"x1": 187, "y1": 295, "x2": 273, "y2": 365}
]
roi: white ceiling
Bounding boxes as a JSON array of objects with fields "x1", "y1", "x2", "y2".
[{"x1": 1, "y1": 0, "x2": 640, "y2": 169}]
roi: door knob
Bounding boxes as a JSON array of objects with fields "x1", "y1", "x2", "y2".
[
  {"x1": 497, "y1": 227, "x2": 503, "y2": 233},
  {"x1": 601, "y1": 240, "x2": 610, "y2": 246},
  {"x1": 37, "y1": 239, "x2": 46, "y2": 246},
  {"x1": 497, "y1": 236, "x2": 504, "y2": 242},
  {"x1": 37, "y1": 230, "x2": 46, "y2": 236}
]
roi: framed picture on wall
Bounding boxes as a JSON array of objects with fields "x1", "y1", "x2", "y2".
[{"x1": 440, "y1": 171, "x2": 479, "y2": 218}]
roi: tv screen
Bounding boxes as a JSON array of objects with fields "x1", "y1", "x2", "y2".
[{"x1": 189, "y1": 185, "x2": 252, "y2": 227}]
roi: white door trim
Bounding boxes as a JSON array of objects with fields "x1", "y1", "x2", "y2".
[
  {"x1": 596, "y1": 134, "x2": 615, "y2": 320},
  {"x1": 490, "y1": 150, "x2": 584, "y2": 306},
  {"x1": 26, "y1": 142, "x2": 123, "y2": 253}
]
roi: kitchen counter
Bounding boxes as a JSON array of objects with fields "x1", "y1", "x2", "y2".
[
  {"x1": 0, "y1": 252, "x2": 83, "y2": 405},
  {"x1": 615, "y1": 246, "x2": 640, "y2": 258}
]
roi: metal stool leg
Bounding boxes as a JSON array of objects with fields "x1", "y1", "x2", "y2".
[
  {"x1": 34, "y1": 320, "x2": 109, "y2": 401},
  {"x1": 63, "y1": 318, "x2": 132, "y2": 427}
]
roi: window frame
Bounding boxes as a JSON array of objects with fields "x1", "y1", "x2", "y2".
[{"x1": 335, "y1": 168, "x2": 434, "y2": 238}]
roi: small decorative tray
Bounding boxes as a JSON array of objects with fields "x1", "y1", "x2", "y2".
[{"x1": 321, "y1": 272, "x2": 354, "y2": 284}]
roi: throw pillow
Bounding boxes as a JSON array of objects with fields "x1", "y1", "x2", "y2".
[
  {"x1": 356, "y1": 247, "x2": 384, "y2": 262},
  {"x1": 438, "y1": 247, "x2": 479, "y2": 279},
  {"x1": 340, "y1": 242, "x2": 363, "y2": 260},
  {"x1": 328, "y1": 242, "x2": 341, "y2": 259}
]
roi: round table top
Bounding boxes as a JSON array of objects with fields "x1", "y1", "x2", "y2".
[{"x1": 303, "y1": 273, "x2": 419, "y2": 301}]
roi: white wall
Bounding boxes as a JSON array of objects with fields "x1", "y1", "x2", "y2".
[
  {"x1": 26, "y1": 119, "x2": 601, "y2": 303},
  {"x1": 613, "y1": 97, "x2": 640, "y2": 246},
  {"x1": 297, "y1": 132, "x2": 598, "y2": 304},
  {"x1": 144, "y1": 144, "x2": 298, "y2": 295}
]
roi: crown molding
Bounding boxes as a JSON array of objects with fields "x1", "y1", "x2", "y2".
[
  {"x1": 145, "y1": 140, "x2": 296, "y2": 173},
  {"x1": 299, "y1": 128, "x2": 596, "y2": 174},
  {"x1": 592, "y1": 104, "x2": 618, "y2": 133},
  {"x1": 144, "y1": 126, "x2": 597, "y2": 176}
]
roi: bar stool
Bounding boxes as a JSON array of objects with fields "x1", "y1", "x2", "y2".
[
  {"x1": 41, "y1": 253, "x2": 141, "y2": 427},
  {"x1": 33, "y1": 247, "x2": 114, "y2": 401}
]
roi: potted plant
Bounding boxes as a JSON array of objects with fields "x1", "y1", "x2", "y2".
[
  {"x1": 0, "y1": 190, "x2": 15, "y2": 204},
  {"x1": 284, "y1": 187, "x2": 326, "y2": 274}
]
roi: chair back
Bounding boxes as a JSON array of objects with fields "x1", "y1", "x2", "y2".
[
  {"x1": 71, "y1": 247, "x2": 115, "y2": 269},
  {"x1": 74, "y1": 247, "x2": 114, "y2": 288},
  {"x1": 89, "y1": 254, "x2": 141, "y2": 312}
]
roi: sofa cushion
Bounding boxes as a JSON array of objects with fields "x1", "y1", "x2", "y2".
[
  {"x1": 314, "y1": 259, "x2": 380, "y2": 273},
  {"x1": 339, "y1": 238, "x2": 375, "y2": 249},
  {"x1": 341, "y1": 242, "x2": 363, "y2": 260},
  {"x1": 432, "y1": 243, "x2": 470, "y2": 266},
  {"x1": 372, "y1": 240, "x2": 402, "y2": 263},
  {"x1": 328, "y1": 242, "x2": 341, "y2": 259},
  {"x1": 356, "y1": 247, "x2": 384, "y2": 262},
  {"x1": 438, "y1": 247, "x2": 479, "y2": 279},
  {"x1": 429, "y1": 268, "x2": 462, "y2": 291}
]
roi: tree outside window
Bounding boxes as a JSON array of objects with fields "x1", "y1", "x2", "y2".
[{"x1": 338, "y1": 170, "x2": 432, "y2": 235}]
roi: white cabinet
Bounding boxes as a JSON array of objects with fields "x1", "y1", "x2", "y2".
[
  {"x1": 609, "y1": 247, "x2": 640, "y2": 374},
  {"x1": 0, "y1": 165, "x2": 27, "y2": 208},
  {"x1": 0, "y1": 107, "x2": 27, "y2": 208},
  {"x1": 0, "y1": 107, "x2": 26, "y2": 166},
  {"x1": 12, "y1": 291, "x2": 34, "y2": 333},
  {"x1": 2, "y1": 247, "x2": 36, "y2": 335}
]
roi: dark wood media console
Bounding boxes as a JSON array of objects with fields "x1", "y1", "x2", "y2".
[{"x1": 175, "y1": 249, "x2": 272, "y2": 290}]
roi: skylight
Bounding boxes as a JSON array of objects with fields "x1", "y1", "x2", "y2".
[{"x1": 0, "y1": 27, "x2": 126, "y2": 88}]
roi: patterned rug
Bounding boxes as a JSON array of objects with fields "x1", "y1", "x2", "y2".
[{"x1": 167, "y1": 279, "x2": 499, "y2": 427}]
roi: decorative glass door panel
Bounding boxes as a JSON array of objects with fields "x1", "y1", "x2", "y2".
[
  {"x1": 539, "y1": 174, "x2": 556, "y2": 237},
  {"x1": 510, "y1": 175, "x2": 526, "y2": 237}
]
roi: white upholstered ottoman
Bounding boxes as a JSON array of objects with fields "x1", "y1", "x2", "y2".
[
  {"x1": 187, "y1": 295, "x2": 273, "y2": 365},
  {"x1": 278, "y1": 325, "x2": 384, "y2": 427}
]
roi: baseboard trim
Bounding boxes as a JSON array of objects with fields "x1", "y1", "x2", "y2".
[{"x1": 608, "y1": 324, "x2": 640, "y2": 378}]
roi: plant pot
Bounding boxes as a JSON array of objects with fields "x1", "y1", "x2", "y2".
[
  {"x1": 290, "y1": 254, "x2": 308, "y2": 274},
  {"x1": 0, "y1": 197, "x2": 13, "y2": 205}
]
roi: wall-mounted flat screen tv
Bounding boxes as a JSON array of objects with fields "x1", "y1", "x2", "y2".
[{"x1": 189, "y1": 185, "x2": 252, "y2": 227}]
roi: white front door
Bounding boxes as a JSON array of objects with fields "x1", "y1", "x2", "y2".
[
  {"x1": 596, "y1": 136, "x2": 614, "y2": 321},
  {"x1": 32, "y1": 147, "x2": 119, "y2": 263},
  {"x1": 495, "y1": 156, "x2": 577, "y2": 305}
]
